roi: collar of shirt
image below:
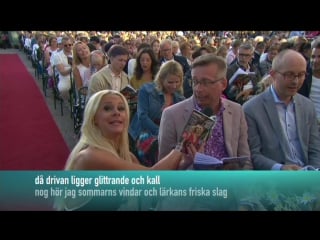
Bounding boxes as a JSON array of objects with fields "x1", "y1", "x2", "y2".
[
  {"x1": 110, "y1": 71, "x2": 121, "y2": 78},
  {"x1": 193, "y1": 97, "x2": 225, "y2": 115},
  {"x1": 270, "y1": 84, "x2": 295, "y2": 105}
]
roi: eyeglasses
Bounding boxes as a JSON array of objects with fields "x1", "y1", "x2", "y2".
[
  {"x1": 64, "y1": 44, "x2": 73, "y2": 47},
  {"x1": 275, "y1": 71, "x2": 306, "y2": 81},
  {"x1": 192, "y1": 78, "x2": 223, "y2": 87},
  {"x1": 238, "y1": 53, "x2": 252, "y2": 57}
]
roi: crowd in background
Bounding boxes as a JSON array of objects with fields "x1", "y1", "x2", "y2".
[{"x1": 17, "y1": 30, "x2": 320, "y2": 162}]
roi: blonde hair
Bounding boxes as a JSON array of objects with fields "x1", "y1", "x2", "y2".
[
  {"x1": 72, "y1": 41, "x2": 90, "y2": 66},
  {"x1": 65, "y1": 90, "x2": 131, "y2": 170},
  {"x1": 154, "y1": 61, "x2": 183, "y2": 94}
]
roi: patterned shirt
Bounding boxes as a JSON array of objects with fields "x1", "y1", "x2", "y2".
[{"x1": 195, "y1": 99, "x2": 228, "y2": 160}]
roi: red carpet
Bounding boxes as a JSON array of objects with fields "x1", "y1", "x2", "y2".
[{"x1": 0, "y1": 54, "x2": 69, "y2": 170}]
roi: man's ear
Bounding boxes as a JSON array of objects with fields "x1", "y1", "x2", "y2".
[
  {"x1": 269, "y1": 70, "x2": 276, "y2": 78},
  {"x1": 221, "y1": 78, "x2": 228, "y2": 91}
]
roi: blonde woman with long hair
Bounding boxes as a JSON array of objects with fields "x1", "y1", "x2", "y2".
[
  {"x1": 56, "y1": 90, "x2": 195, "y2": 210},
  {"x1": 65, "y1": 89, "x2": 190, "y2": 170}
]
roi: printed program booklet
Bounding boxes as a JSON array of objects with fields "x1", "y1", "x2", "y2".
[
  {"x1": 193, "y1": 155, "x2": 250, "y2": 170},
  {"x1": 227, "y1": 68, "x2": 257, "y2": 104},
  {"x1": 120, "y1": 85, "x2": 138, "y2": 114},
  {"x1": 229, "y1": 67, "x2": 256, "y2": 86},
  {"x1": 120, "y1": 85, "x2": 138, "y2": 102},
  {"x1": 176, "y1": 109, "x2": 216, "y2": 154},
  {"x1": 299, "y1": 165, "x2": 319, "y2": 171}
]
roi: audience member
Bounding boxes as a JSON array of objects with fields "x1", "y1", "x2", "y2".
[
  {"x1": 87, "y1": 45, "x2": 129, "y2": 101},
  {"x1": 243, "y1": 49, "x2": 320, "y2": 170},
  {"x1": 130, "y1": 47, "x2": 159, "y2": 90},
  {"x1": 259, "y1": 43, "x2": 279, "y2": 77},
  {"x1": 226, "y1": 39, "x2": 242, "y2": 65},
  {"x1": 150, "y1": 39, "x2": 160, "y2": 61},
  {"x1": 159, "y1": 39, "x2": 190, "y2": 75},
  {"x1": 129, "y1": 61, "x2": 185, "y2": 166},
  {"x1": 299, "y1": 42, "x2": 320, "y2": 126},
  {"x1": 226, "y1": 43, "x2": 261, "y2": 104},
  {"x1": 72, "y1": 41, "x2": 91, "y2": 90},
  {"x1": 158, "y1": 54, "x2": 252, "y2": 169},
  {"x1": 90, "y1": 49, "x2": 108, "y2": 74},
  {"x1": 127, "y1": 43, "x2": 151, "y2": 80},
  {"x1": 183, "y1": 46, "x2": 212, "y2": 98},
  {"x1": 52, "y1": 36, "x2": 74, "y2": 102}
]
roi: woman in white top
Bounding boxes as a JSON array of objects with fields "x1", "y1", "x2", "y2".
[{"x1": 72, "y1": 41, "x2": 91, "y2": 90}]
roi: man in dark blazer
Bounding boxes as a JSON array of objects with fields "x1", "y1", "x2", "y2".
[
  {"x1": 159, "y1": 38, "x2": 190, "y2": 75},
  {"x1": 226, "y1": 43, "x2": 261, "y2": 104},
  {"x1": 243, "y1": 49, "x2": 320, "y2": 170}
]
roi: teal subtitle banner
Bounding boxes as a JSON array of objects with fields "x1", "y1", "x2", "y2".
[{"x1": 0, "y1": 171, "x2": 319, "y2": 211}]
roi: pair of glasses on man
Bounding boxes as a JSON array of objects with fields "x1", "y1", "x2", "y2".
[
  {"x1": 275, "y1": 71, "x2": 307, "y2": 81},
  {"x1": 238, "y1": 53, "x2": 252, "y2": 57},
  {"x1": 64, "y1": 44, "x2": 73, "y2": 47}
]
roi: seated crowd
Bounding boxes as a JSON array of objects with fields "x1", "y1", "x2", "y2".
[{"x1": 21, "y1": 30, "x2": 320, "y2": 172}]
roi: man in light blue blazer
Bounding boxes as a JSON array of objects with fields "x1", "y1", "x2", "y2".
[{"x1": 243, "y1": 49, "x2": 320, "y2": 170}]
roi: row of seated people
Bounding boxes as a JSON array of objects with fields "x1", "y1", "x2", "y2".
[{"x1": 25, "y1": 36, "x2": 107, "y2": 138}]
